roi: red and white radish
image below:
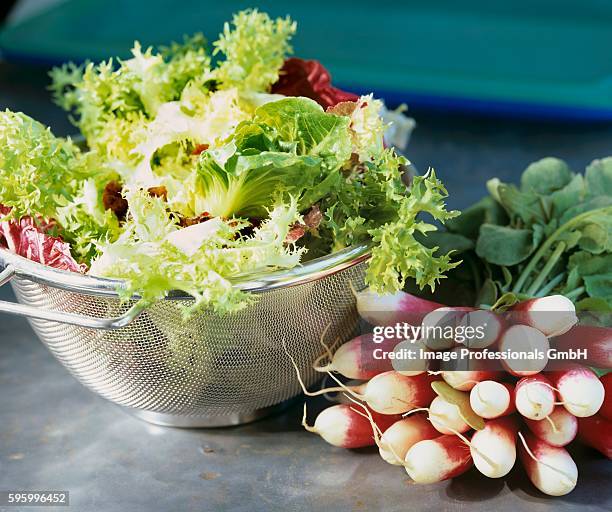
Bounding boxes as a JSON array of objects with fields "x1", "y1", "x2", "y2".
[
  {"x1": 428, "y1": 395, "x2": 470, "y2": 434},
  {"x1": 458, "y1": 309, "x2": 505, "y2": 349},
  {"x1": 600, "y1": 373, "x2": 612, "y2": 421},
  {"x1": 470, "y1": 416, "x2": 519, "y2": 478},
  {"x1": 302, "y1": 404, "x2": 398, "y2": 449},
  {"x1": 515, "y1": 375, "x2": 556, "y2": 420},
  {"x1": 442, "y1": 368, "x2": 497, "y2": 392},
  {"x1": 439, "y1": 345, "x2": 498, "y2": 391},
  {"x1": 470, "y1": 381, "x2": 515, "y2": 419},
  {"x1": 525, "y1": 406, "x2": 577, "y2": 447},
  {"x1": 356, "y1": 289, "x2": 443, "y2": 326},
  {"x1": 378, "y1": 414, "x2": 439, "y2": 465},
  {"x1": 313, "y1": 333, "x2": 394, "y2": 379},
  {"x1": 422, "y1": 307, "x2": 473, "y2": 351},
  {"x1": 352, "y1": 372, "x2": 438, "y2": 414},
  {"x1": 511, "y1": 295, "x2": 577, "y2": 337},
  {"x1": 391, "y1": 338, "x2": 429, "y2": 376},
  {"x1": 310, "y1": 371, "x2": 438, "y2": 415},
  {"x1": 288, "y1": 341, "x2": 437, "y2": 415},
  {"x1": 518, "y1": 431, "x2": 578, "y2": 496},
  {"x1": 404, "y1": 435, "x2": 473, "y2": 484},
  {"x1": 552, "y1": 325, "x2": 612, "y2": 369},
  {"x1": 576, "y1": 414, "x2": 612, "y2": 459},
  {"x1": 499, "y1": 324, "x2": 549, "y2": 376},
  {"x1": 547, "y1": 366, "x2": 604, "y2": 417}
]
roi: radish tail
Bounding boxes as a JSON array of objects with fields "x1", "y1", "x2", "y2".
[
  {"x1": 402, "y1": 407, "x2": 431, "y2": 417},
  {"x1": 301, "y1": 403, "x2": 318, "y2": 434},
  {"x1": 544, "y1": 415, "x2": 560, "y2": 434},
  {"x1": 283, "y1": 339, "x2": 359, "y2": 397},
  {"x1": 347, "y1": 396, "x2": 408, "y2": 466},
  {"x1": 312, "y1": 323, "x2": 338, "y2": 371}
]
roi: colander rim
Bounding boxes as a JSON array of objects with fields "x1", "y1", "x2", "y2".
[{"x1": 0, "y1": 244, "x2": 370, "y2": 299}]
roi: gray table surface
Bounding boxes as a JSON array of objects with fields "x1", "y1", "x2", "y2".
[{"x1": 1, "y1": 62, "x2": 611, "y2": 512}]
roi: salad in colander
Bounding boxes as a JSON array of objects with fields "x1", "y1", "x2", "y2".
[{"x1": 0, "y1": 9, "x2": 458, "y2": 314}]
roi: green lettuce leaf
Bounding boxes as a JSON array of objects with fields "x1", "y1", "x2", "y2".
[
  {"x1": 252, "y1": 97, "x2": 352, "y2": 169},
  {"x1": 193, "y1": 97, "x2": 351, "y2": 218},
  {"x1": 196, "y1": 150, "x2": 322, "y2": 218}
]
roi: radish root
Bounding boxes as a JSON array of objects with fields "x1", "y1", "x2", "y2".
[
  {"x1": 320, "y1": 375, "x2": 360, "y2": 403},
  {"x1": 312, "y1": 322, "x2": 340, "y2": 372},
  {"x1": 525, "y1": 383, "x2": 558, "y2": 416},
  {"x1": 543, "y1": 414, "x2": 560, "y2": 434},
  {"x1": 283, "y1": 339, "x2": 357, "y2": 396},
  {"x1": 402, "y1": 407, "x2": 430, "y2": 417},
  {"x1": 324, "y1": 369, "x2": 365, "y2": 401},
  {"x1": 538, "y1": 382, "x2": 561, "y2": 394},
  {"x1": 526, "y1": 381, "x2": 585, "y2": 412},
  {"x1": 301, "y1": 403, "x2": 318, "y2": 434},
  {"x1": 347, "y1": 395, "x2": 406, "y2": 465},
  {"x1": 346, "y1": 396, "x2": 384, "y2": 442},
  {"x1": 475, "y1": 383, "x2": 488, "y2": 404},
  {"x1": 320, "y1": 375, "x2": 339, "y2": 402},
  {"x1": 443, "y1": 425, "x2": 500, "y2": 472}
]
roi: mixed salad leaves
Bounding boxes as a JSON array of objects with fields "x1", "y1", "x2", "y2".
[{"x1": 0, "y1": 9, "x2": 454, "y2": 313}]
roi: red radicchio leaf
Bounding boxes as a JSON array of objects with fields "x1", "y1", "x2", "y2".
[
  {"x1": 285, "y1": 205, "x2": 323, "y2": 244},
  {"x1": 271, "y1": 58, "x2": 358, "y2": 109},
  {"x1": 303, "y1": 204, "x2": 323, "y2": 230},
  {"x1": 0, "y1": 205, "x2": 86, "y2": 273},
  {"x1": 286, "y1": 224, "x2": 306, "y2": 244}
]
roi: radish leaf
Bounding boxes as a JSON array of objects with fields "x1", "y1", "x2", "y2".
[{"x1": 431, "y1": 381, "x2": 485, "y2": 430}]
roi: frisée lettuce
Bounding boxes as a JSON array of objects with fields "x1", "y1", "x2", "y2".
[
  {"x1": 89, "y1": 190, "x2": 304, "y2": 313},
  {"x1": 0, "y1": 9, "x2": 456, "y2": 314}
]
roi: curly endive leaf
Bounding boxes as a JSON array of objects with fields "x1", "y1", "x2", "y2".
[
  {"x1": 366, "y1": 170, "x2": 460, "y2": 293},
  {"x1": 213, "y1": 9, "x2": 296, "y2": 92},
  {"x1": 0, "y1": 110, "x2": 87, "y2": 220}
]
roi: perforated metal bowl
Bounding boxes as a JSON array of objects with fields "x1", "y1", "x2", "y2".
[{"x1": 0, "y1": 245, "x2": 369, "y2": 427}]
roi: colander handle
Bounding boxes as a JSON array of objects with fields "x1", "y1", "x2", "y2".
[{"x1": 0, "y1": 266, "x2": 145, "y2": 329}]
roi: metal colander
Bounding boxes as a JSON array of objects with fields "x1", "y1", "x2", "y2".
[{"x1": 0, "y1": 245, "x2": 369, "y2": 427}]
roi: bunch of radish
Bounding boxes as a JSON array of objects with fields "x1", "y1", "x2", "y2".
[{"x1": 296, "y1": 290, "x2": 611, "y2": 497}]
